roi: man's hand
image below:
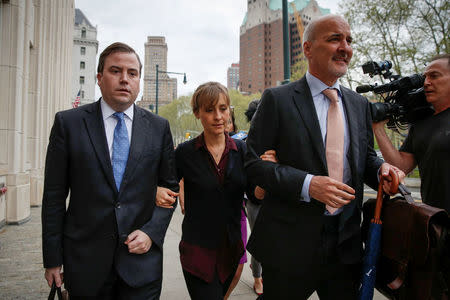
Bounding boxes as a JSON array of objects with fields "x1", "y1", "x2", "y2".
[
  {"x1": 125, "y1": 230, "x2": 152, "y2": 254},
  {"x1": 254, "y1": 150, "x2": 279, "y2": 200},
  {"x1": 309, "y1": 176, "x2": 355, "y2": 208},
  {"x1": 254, "y1": 186, "x2": 266, "y2": 200},
  {"x1": 372, "y1": 119, "x2": 389, "y2": 131},
  {"x1": 380, "y1": 163, "x2": 405, "y2": 195},
  {"x1": 155, "y1": 186, "x2": 178, "y2": 209},
  {"x1": 44, "y1": 266, "x2": 63, "y2": 288}
]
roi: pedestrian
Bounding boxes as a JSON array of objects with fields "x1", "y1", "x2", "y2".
[
  {"x1": 245, "y1": 15, "x2": 404, "y2": 299},
  {"x1": 170, "y1": 82, "x2": 248, "y2": 299},
  {"x1": 42, "y1": 42, "x2": 179, "y2": 299}
]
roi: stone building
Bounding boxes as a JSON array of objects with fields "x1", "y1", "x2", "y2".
[
  {"x1": 227, "y1": 63, "x2": 240, "y2": 90},
  {"x1": 239, "y1": 0, "x2": 329, "y2": 94},
  {"x1": 72, "y1": 8, "x2": 98, "y2": 106},
  {"x1": 0, "y1": 0, "x2": 74, "y2": 227},
  {"x1": 139, "y1": 36, "x2": 177, "y2": 112}
]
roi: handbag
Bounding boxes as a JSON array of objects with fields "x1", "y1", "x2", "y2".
[
  {"x1": 48, "y1": 282, "x2": 69, "y2": 300},
  {"x1": 362, "y1": 184, "x2": 449, "y2": 300}
]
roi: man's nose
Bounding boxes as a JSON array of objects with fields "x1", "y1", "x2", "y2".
[
  {"x1": 338, "y1": 40, "x2": 352, "y2": 52},
  {"x1": 120, "y1": 72, "x2": 129, "y2": 83}
]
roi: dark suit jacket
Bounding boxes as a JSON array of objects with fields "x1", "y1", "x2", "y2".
[
  {"x1": 42, "y1": 100, "x2": 178, "y2": 295},
  {"x1": 245, "y1": 77, "x2": 383, "y2": 274},
  {"x1": 175, "y1": 137, "x2": 247, "y2": 249}
]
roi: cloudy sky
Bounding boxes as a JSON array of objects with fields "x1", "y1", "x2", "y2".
[{"x1": 75, "y1": 0, "x2": 340, "y2": 99}]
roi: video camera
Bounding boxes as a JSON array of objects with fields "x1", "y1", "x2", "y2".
[{"x1": 356, "y1": 60, "x2": 434, "y2": 130}]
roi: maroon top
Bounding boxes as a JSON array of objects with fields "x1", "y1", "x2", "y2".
[{"x1": 179, "y1": 133, "x2": 243, "y2": 283}]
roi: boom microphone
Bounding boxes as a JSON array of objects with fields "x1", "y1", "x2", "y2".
[{"x1": 356, "y1": 85, "x2": 374, "y2": 93}]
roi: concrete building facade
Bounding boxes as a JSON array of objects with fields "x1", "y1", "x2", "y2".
[
  {"x1": 140, "y1": 36, "x2": 177, "y2": 112},
  {"x1": 227, "y1": 63, "x2": 240, "y2": 90},
  {"x1": 239, "y1": 0, "x2": 329, "y2": 94},
  {"x1": 0, "y1": 0, "x2": 74, "y2": 226},
  {"x1": 72, "y1": 8, "x2": 98, "y2": 106}
]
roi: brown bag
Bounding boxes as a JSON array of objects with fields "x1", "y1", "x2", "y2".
[{"x1": 362, "y1": 185, "x2": 449, "y2": 300}]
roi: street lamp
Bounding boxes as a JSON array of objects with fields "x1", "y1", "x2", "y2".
[
  {"x1": 155, "y1": 64, "x2": 187, "y2": 115},
  {"x1": 282, "y1": 0, "x2": 290, "y2": 85}
]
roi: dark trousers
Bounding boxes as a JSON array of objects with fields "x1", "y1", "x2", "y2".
[
  {"x1": 262, "y1": 215, "x2": 361, "y2": 300},
  {"x1": 182, "y1": 268, "x2": 236, "y2": 300},
  {"x1": 69, "y1": 266, "x2": 162, "y2": 300}
]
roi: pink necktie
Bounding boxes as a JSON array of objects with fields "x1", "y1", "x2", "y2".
[{"x1": 323, "y1": 88, "x2": 344, "y2": 214}]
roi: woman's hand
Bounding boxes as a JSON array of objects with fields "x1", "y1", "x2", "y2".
[
  {"x1": 179, "y1": 179, "x2": 185, "y2": 214},
  {"x1": 254, "y1": 150, "x2": 278, "y2": 200},
  {"x1": 156, "y1": 186, "x2": 179, "y2": 209}
]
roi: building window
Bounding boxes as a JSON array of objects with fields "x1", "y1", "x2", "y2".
[
  {"x1": 81, "y1": 91, "x2": 85, "y2": 98},
  {"x1": 79, "y1": 76, "x2": 85, "y2": 84},
  {"x1": 80, "y1": 61, "x2": 85, "y2": 69},
  {"x1": 80, "y1": 47, "x2": 86, "y2": 55},
  {"x1": 81, "y1": 28, "x2": 86, "y2": 38}
]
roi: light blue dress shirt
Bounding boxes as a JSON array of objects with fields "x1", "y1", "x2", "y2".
[{"x1": 300, "y1": 72, "x2": 351, "y2": 214}]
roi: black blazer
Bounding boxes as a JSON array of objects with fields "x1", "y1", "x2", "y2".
[
  {"x1": 175, "y1": 138, "x2": 248, "y2": 249},
  {"x1": 42, "y1": 100, "x2": 178, "y2": 295},
  {"x1": 245, "y1": 77, "x2": 382, "y2": 273}
]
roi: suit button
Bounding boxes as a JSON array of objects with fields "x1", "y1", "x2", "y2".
[{"x1": 116, "y1": 202, "x2": 121, "y2": 208}]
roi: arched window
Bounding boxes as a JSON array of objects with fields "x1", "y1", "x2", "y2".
[{"x1": 81, "y1": 28, "x2": 86, "y2": 38}]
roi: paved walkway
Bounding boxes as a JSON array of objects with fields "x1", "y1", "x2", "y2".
[{"x1": 0, "y1": 201, "x2": 390, "y2": 299}]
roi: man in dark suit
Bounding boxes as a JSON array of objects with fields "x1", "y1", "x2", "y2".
[
  {"x1": 245, "y1": 15, "x2": 404, "y2": 299},
  {"x1": 42, "y1": 42, "x2": 179, "y2": 299}
]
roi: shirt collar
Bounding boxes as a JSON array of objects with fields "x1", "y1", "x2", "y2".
[
  {"x1": 194, "y1": 132, "x2": 238, "y2": 152},
  {"x1": 306, "y1": 71, "x2": 342, "y2": 98},
  {"x1": 100, "y1": 98, "x2": 134, "y2": 121}
]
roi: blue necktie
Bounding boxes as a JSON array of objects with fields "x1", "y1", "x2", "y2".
[{"x1": 112, "y1": 112, "x2": 130, "y2": 190}]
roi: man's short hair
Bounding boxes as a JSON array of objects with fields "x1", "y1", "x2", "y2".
[
  {"x1": 191, "y1": 82, "x2": 230, "y2": 114},
  {"x1": 245, "y1": 99, "x2": 260, "y2": 122},
  {"x1": 431, "y1": 54, "x2": 450, "y2": 69},
  {"x1": 97, "y1": 42, "x2": 142, "y2": 77}
]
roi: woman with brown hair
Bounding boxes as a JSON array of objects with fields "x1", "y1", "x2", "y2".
[{"x1": 171, "y1": 82, "x2": 249, "y2": 299}]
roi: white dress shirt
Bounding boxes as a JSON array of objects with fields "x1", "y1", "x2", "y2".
[{"x1": 100, "y1": 99, "x2": 134, "y2": 160}]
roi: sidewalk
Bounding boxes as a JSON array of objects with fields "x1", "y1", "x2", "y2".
[{"x1": 0, "y1": 205, "x2": 386, "y2": 299}]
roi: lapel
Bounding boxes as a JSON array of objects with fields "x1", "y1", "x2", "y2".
[
  {"x1": 340, "y1": 87, "x2": 360, "y2": 182},
  {"x1": 83, "y1": 100, "x2": 117, "y2": 194},
  {"x1": 119, "y1": 105, "x2": 149, "y2": 192},
  {"x1": 225, "y1": 145, "x2": 239, "y2": 180},
  {"x1": 339, "y1": 87, "x2": 362, "y2": 232},
  {"x1": 292, "y1": 77, "x2": 327, "y2": 172}
]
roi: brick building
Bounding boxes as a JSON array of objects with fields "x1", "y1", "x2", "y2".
[{"x1": 239, "y1": 0, "x2": 329, "y2": 94}]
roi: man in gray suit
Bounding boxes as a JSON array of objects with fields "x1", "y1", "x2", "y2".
[
  {"x1": 42, "y1": 42, "x2": 178, "y2": 299},
  {"x1": 245, "y1": 15, "x2": 403, "y2": 299}
]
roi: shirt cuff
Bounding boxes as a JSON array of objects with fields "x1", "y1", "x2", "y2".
[{"x1": 300, "y1": 174, "x2": 313, "y2": 202}]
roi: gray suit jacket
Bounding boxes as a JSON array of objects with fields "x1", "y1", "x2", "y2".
[
  {"x1": 42, "y1": 100, "x2": 178, "y2": 294},
  {"x1": 245, "y1": 77, "x2": 382, "y2": 273}
]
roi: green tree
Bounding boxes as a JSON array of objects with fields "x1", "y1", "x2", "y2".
[
  {"x1": 290, "y1": 58, "x2": 308, "y2": 82},
  {"x1": 340, "y1": 0, "x2": 449, "y2": 83}
]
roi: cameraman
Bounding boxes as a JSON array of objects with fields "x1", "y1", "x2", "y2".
[{"x1": 373, "y1": 54, "x2": 450, "y2": 212}]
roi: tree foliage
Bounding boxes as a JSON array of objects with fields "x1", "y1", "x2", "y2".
[
  {"x1": 159, "y1": 90, "x2": 261, "y2": 146},
  {"x1": 290, "y1": 58, "x2": 308, "y2": 82},
  {"x1": 340, "y1": 0, "x2": 449, "y2": 87}
]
